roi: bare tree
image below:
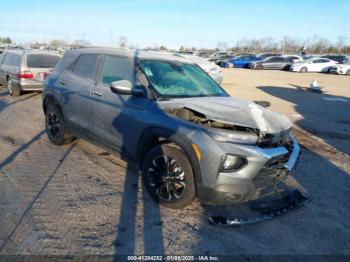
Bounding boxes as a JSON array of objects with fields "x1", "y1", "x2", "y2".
[
  {"x1": 335, "y1": 36, "x2": 347, "y2": 53},
  {"x1": 0, "y1": 37, "x2": 12, "y2": 44},
  {"x1": 216, "y1": 42, "x2": 229, "y2": 51}
]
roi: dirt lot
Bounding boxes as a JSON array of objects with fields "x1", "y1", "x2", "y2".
[{"x1": 0, "y1": 69, "x2": 350, "y2": 257}]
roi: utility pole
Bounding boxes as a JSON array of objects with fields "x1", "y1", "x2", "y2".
[{"x1": 109, "y1": 28, "x2": 114, "y2": 46}]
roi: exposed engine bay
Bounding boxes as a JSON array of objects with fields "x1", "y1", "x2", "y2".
[{"x1": 164, "y1": 106, "x2": 260, "y2": 134}]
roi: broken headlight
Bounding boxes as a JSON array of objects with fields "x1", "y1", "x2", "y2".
[
  {"x1": 206, "y1": 129, "x2": 258, "y2": 145},
  {"x1": 220, "y1": 154, "x2": 247, "y2": 171}
]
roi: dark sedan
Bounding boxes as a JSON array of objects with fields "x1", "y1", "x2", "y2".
[
  {"x1": 249, "y1": 56, "x2": 293, "y2": 70},
  {"x1": 321, "y1": 55, "x2": 349, "y2": 64}
]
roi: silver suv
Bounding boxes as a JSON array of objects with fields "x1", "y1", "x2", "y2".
[
  {"x1": 43, "y1": 47, "x2": 300, "y2": 209},
  {"x1": 0, "y1": 49, "x2": 61, "y2": 96}
]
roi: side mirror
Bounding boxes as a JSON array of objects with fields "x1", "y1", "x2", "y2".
[{"x1": 110, "y1": 80, "x2": 144, "y2": 96}]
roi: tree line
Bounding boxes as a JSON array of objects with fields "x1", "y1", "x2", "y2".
[{"x1": 1, "y1": 35, "x2": 349, "y2": 54}]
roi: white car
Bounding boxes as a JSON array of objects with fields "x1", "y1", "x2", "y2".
[
  {"x1": 329, "y1": 64, "x2": 350, "y2": 75},
  {"x1": 290, "y1": 58, "x2": 337, "y2": 73},
  {"x1": 178, "y1": 54, "x2": 224, "y2": 84}
]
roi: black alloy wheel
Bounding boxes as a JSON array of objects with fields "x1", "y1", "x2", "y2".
[{"x1": 142, "y1": 144, "x2": 196, "y2": 208}]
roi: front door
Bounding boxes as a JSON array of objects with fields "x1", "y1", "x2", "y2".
[{"x1": 90, "y1": 55, "x2": 147, "y2": 153}]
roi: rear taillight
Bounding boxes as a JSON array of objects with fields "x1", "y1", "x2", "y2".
[{"x1": 18, "y1": 71, "x2": 33, "y2": 79}]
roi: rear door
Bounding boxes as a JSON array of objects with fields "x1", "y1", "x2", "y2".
[
  {"x1": 310, "y1": 59, "x2": 331, "y2": 72},
  {"x1": 57, "y1": 53, "x2": 99, "y2": 131},
  {"x1": 1, "y1": 53, "x2": 20, "y2": 81}
]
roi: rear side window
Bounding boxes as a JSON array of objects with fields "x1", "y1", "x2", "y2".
[
  {"x1": 11, "y1": 54, "x2": 21, "y2": 66},
  {"x1": 269, "y1": 57, "x2": 279, "y2": 62},
  {"x1": 314, "y1": 59, "x2": 329, "y2": 63},
  {"x1": 99, "y1": 55, "x2": 133, "y2": 85},
  {"x1": 27, "y1": 54, "x2": 60, "y2": 68},
  {"x1": 0, "y1": 53, "x2": 5, "y2": 64},
  {"x1": 3, "y1": 53, "x2": 14, "y2": 65},
  {"x1": 71, "y1": 54, "x2": 98, "y2": 80}
]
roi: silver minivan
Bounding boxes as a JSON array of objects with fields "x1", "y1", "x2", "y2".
[{"x1": 0, "y1": 49, "x2": 61, "y2": 96}]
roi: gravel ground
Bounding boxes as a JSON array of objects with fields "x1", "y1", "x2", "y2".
[{"x1": 0, "y1": 69, "x2": 349, "y2": 256}]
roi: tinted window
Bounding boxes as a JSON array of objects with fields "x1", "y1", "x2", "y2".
[
  {"x1": 0, "y1": 53, "x2": 5, "y2": 64},
  {"x1": 275, "y1": 57, "x2": 285, "y2": 62},
  {"x1": 268, "y1": 57, "x2": 279, "y2": 62},
  {"x1": 27, "y1": 54, "x2": 61, "y2": 68},
  {"x1": 71, "y1": 54, "x2": 98, "y2": 80},
  {"x1": 11, "y1": 54, "x2": 21, "y2": 66},
  {"x1": 99, "y1": 55, "x2": 133, "y2": 85},
  {"x1": 314, "y1": 59, "x2": 329, "y2": 63}
]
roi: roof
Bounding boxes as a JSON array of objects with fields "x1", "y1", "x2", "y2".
[
  {"x1": 66, "y1": 47, "x2": 193, "y2": 64},
  {"x1": 4, "y1": 49, "x2": 61, "y2": 56}
]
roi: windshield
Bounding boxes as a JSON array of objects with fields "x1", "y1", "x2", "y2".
[{"x1": 140, "y1": 60, "x2": 228, "y2": 98}]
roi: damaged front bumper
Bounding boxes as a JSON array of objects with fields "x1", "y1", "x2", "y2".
[
  {"x1": 258, "y1": 133, "x2": 300, "y2": 171},
  {"x1": 197, "y1": 133, "x2": 301, "y2": 205}
]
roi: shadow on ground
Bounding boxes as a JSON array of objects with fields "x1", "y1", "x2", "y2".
[{"x1": 257, "y1": 85, "x2": 350, "y2": 154}]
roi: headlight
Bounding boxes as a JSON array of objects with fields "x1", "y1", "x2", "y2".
[
  {"x1": 220, "y1": 154, "x2": 247, "y2": 171},
  {"x1": 206, "y1": 129, "x2": 258, "y2": 144}
]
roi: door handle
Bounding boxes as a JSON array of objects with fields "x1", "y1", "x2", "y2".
[
  {"x1": 58, "y1": 81, "x2": 66, "y2": 85},
  {"x1": 93, "y1": 90, "x2": 103, "y2": 96}
]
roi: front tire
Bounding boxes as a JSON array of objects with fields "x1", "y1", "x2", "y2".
[
  {"x1": 45, "y1": 104, "x2": 73, "y2": 146},
  {"x1": 142, "y1": 144, "x2": 196, "y2": 209},
  {"x1": 346, "y1": 69, "x2": 350, "y2": 76},
  {"x1": 256, "y1": 64, "x2": 263, "y2": 70},
  {"x1": 228, "y1": 63, "x2": 234, "y2": 68},
  {"x1": 300, "y1": 67, "x2": 308, "y2": 73}
]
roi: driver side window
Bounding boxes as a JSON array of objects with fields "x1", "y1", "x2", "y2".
[{"x1": 99, "y1": 55, "x2": 133, "y2": 85}]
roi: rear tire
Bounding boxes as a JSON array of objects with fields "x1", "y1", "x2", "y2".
[
  {"x1": 300, "y1": 67, "x2": 308, "y2": 73},
  {"x1": 8, "y1": 79, "x2": 20, "y2": 96},
  {"x1": 45, "y1": 104, "x2": 73, "y2": 146},
  {"x1": 228, "y1": 63, "x2": 234, "y2": 68},
  {"x1": 346, "y1": 70, "x2": 350, "y2": 76},
  {"x1": 142, "y1": 144, "x2": 196, "y2": 209}
]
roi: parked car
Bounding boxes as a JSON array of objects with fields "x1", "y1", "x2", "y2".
[
  {"x1": 257, "y1": 53, "x2": 281, "y2": 60},
  {"x1": 0, "y1": 49, "x2": 61, "y2": 96},
  {"x1": 249, "y1": 56, "x2": 294, "y2": 70},
  {"x1": 283, "y1": 55, "x2": 303, "y2": 63},
  {"x1": 290, "y1": 58, "x2": 337, "y2": 73},
  {"x1": 221, "y1": 55, "x2": 261, "y2": 68},
  {"x1": 177, "y1": 54, "x2": 223, "y2": 84},
  {"x1": 214, "y1": 54, "x2": 236, "y2": 66},
  {"x1": 321, "y1": 55, "x2": 348, "y2": 64},
  {"x1": 329, "y1": 63, "x2": 350, "y2": 75},
  {"x1": 43, "y1": 48, "x2": 300, "y2": 208},
  {"x1": 209, "y1": 51, "x2": 232, "y2": 62}
]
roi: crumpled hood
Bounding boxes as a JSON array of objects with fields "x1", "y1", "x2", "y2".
[{"x1": 159, "y1": 96, "x2": 292, "y2": 134}]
